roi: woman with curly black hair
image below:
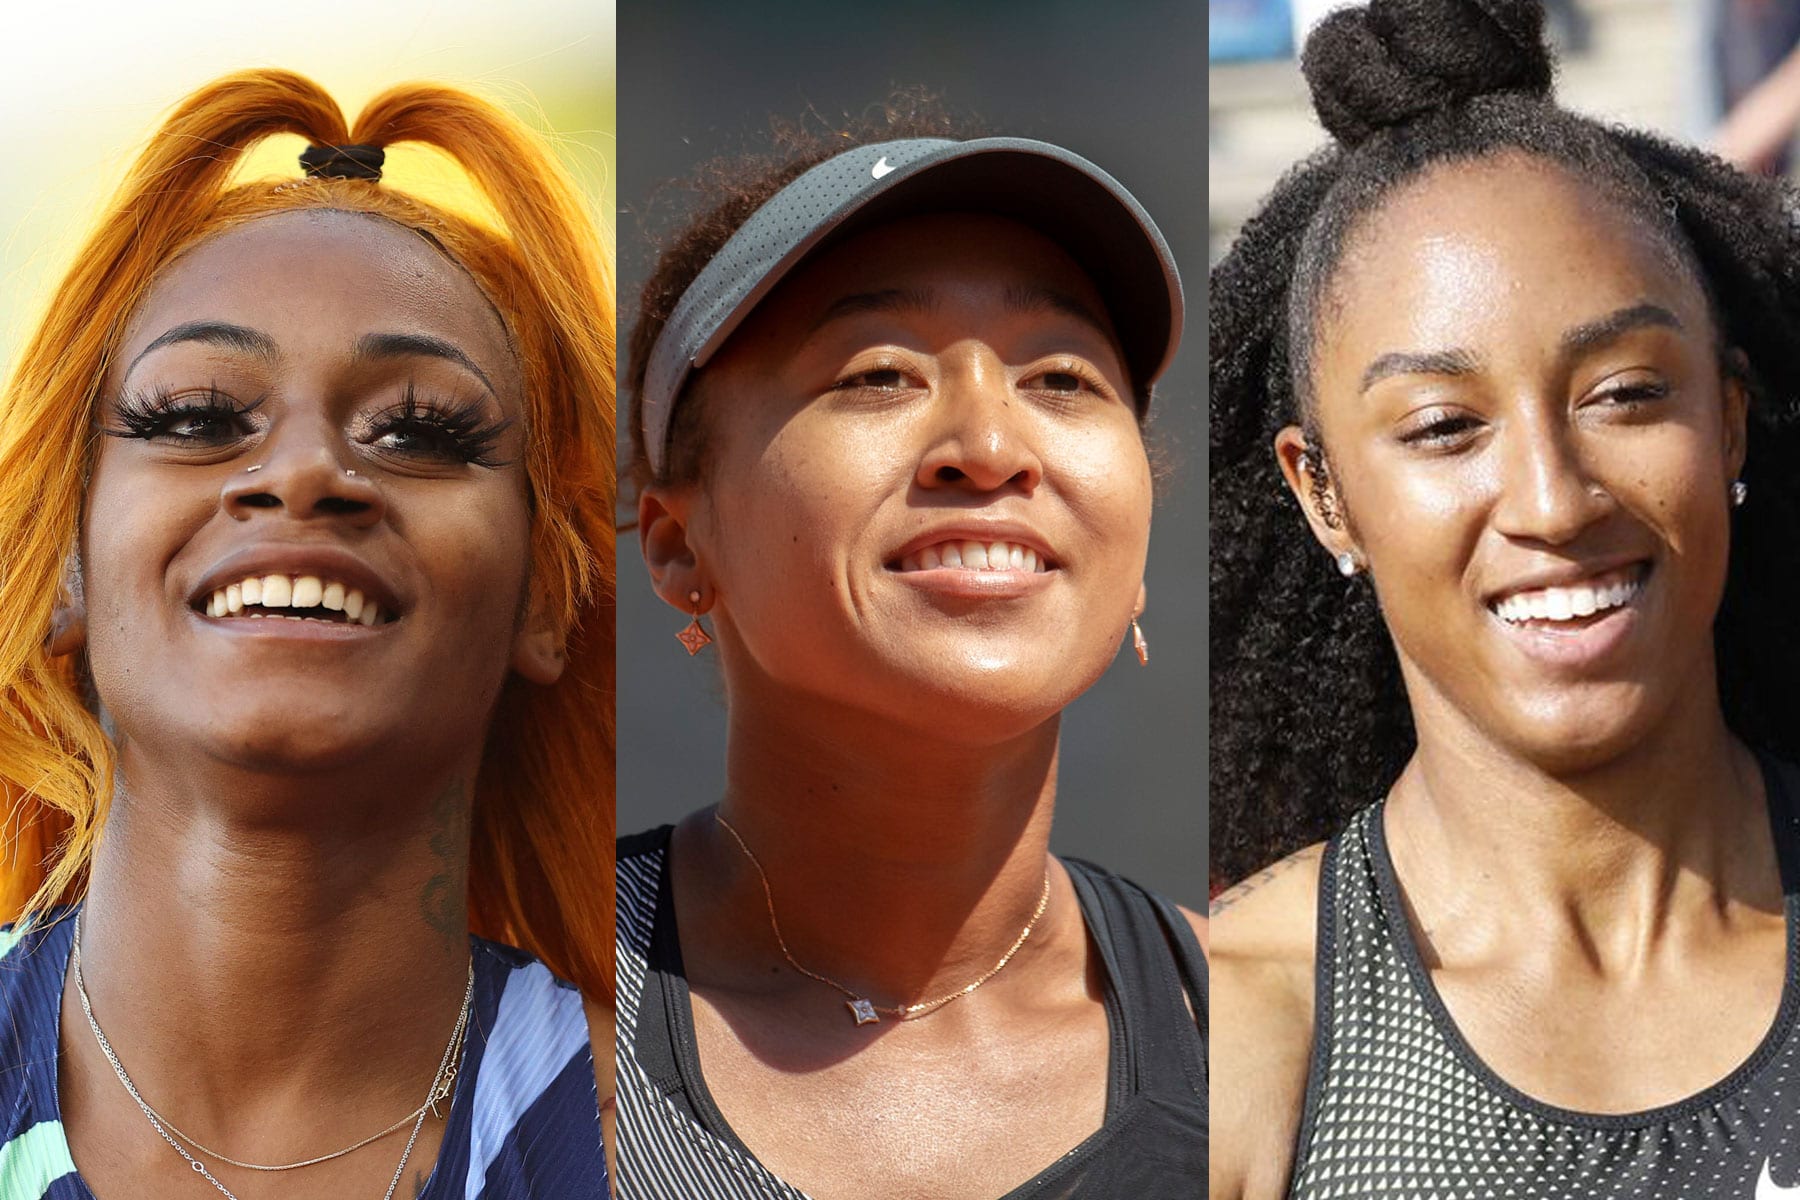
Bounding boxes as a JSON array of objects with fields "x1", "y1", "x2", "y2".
[{"x1": 1210, "y1": 0, "x2": 1800, "y2": 1196}]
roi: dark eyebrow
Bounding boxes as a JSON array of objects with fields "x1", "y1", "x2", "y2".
[
  {"x1": 1356, "y1": 304, "x2": 1686, "y2": 396},
  {"x1": 353, "y1": 332, "x2": 495, "y2": 397},
  {"x1": 1359, "y1": 347, "x2": 1481, "y2": 394},
  {"x1": 1002, "y1": 284, "x2": 1116, "y2": 345},
  {"x1": 810, "y1": 287, "x2": 939, "y2": 333},
  {"x1": 1560, "y1": 302, "x2": 1683, "y2": 354},
  {"x1": 125, "y1": 321, "x2": 276, "y2": 379}
]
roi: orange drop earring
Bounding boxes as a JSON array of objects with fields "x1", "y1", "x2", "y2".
[
  {"x1": 677, "y1": 589, "x2": 713, "y2": 656},
  {"x1": 1130, "y1": 616, "x2": 1149, "y2": 666}
]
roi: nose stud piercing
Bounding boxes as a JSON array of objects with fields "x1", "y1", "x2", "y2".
[
  {"x1": 1731, "y1": 480, "x2": 1749, "y2": 508},
  {"x1": 1337, "y1": 551, "x2": 1360, "y2": 578},
  {"x1": 676, "y1": 589, "x2": 713, "y2": 656},
  {"x1": 1130, "y1": 617, "x2": 1149, "y2": 667}
]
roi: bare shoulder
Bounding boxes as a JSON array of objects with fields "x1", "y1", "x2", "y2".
[
  {"x1": 586, "y1": 997, "x2": 618, "y2": 1178},
  {"x1": 1209, "y1": 844, "x2": 1324, "y2": 928},
  {"x1": 1209, "y1": 844, "x2": 1326, "y2": 1200},
  {"x1": 585, "y1": 997, "x2": 616, "y2": 1087}
]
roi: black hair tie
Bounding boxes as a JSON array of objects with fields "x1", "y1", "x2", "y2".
[{"x1": 299, "y1": 143, "x2": 385, "y2": 182}]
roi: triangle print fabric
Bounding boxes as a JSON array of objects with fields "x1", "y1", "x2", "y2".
[{"x1": 1289, "y1": 803, "x2": 1800, "y2": 1200}]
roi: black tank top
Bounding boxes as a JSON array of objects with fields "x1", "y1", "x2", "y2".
[
  {"x1": 615, "y1": 826, "x2": 1207, "y2": 1199},
  {"x1": 1289, "y1": 755, "x2": 1800, "y2": 1199}
]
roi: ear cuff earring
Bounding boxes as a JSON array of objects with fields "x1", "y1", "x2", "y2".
[
  {"x1": 1731, "y1": 479, "x2": 1749, "y2": 508},
  {"x1": 1300, "y1": 442, "x2": 1344, "y2": 531},
  {"x1": 1130, "y1": 617, "x2": 1149, "y2": 666},
  {"x1": 676, "y1": 590, "x2": 713, "y2": 655}
]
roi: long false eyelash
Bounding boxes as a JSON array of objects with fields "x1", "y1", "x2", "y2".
[
  {"x1": 106, "y1": 386, "x2": 263, "y2": 440},
  {"x1": 373, "y1": 384, "x2": 516, "y2": 468}
]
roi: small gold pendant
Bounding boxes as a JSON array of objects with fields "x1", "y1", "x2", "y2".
[{"x1": 847, "y1": 998, "x2": 880, "y2": 1025}]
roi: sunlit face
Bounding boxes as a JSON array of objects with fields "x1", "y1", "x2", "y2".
[
  {"x1": 1279, "y1": 154, "x2": 1745, "y2": 771},
  {"x1": 656, "y1": 212, "x2": 1152, "y2": 744},
  {"x1": 80, "y1": 209, "x2": 559, "y2": 779}
]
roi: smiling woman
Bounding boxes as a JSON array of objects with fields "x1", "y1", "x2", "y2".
[
  {"x1": 0, "y1": 71, "x2": 613, "y2": 1199},
  {"x1": 1209, "y1": 0, "x2": 1800, "y2": 1197},
  {"x1": 615, "y1": 104, "x2": 1205, "y2": 1199}
]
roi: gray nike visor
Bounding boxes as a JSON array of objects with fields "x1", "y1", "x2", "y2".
[{"x1": 639, "y1": 135, "x2": 1184, "y2": 477}]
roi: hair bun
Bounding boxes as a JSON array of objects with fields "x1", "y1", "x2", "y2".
[{"x1": 1301, "y1": 0, "x2": 1554, "y2": 147}]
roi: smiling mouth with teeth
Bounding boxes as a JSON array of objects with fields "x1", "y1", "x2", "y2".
[
  {"x1": 892, "y1": 540, "x2": 1052, "y2": 573},
  {"x1": 1491, "y1": 566, "x2": 1646, "y2": 626},
  {"x1": 201, "y1": 575, "x2": 392, "y2": 626}
]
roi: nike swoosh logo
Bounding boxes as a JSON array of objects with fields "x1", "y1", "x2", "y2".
[
  {"x1": 871, "y1": 156, "x2": 895, "y2": 179},
  {"x1": 1759, "y1": 1159, "x2": 1800, "y2": 1199}
]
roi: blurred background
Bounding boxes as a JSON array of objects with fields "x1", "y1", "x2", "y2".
[
  {"x1": 0, "y1": 0, "x2": 616, "y2": 371},
  {"x1": 616, "y1": 0, "x2": 1206, "y2": 905},
  {"x1": 1210, "y1": 0, "x2": 1800, "y2": 259}
]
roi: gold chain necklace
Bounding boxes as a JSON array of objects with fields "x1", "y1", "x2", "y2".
[{"x1": 713, "y1": 812, "x2": 1053, "y2": 1025}]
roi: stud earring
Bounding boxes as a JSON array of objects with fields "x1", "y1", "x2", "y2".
[
  {"x1": 676, "y1": 589, "x2": 713, "y2": 655},
  {"x1": 1337, "y1": 551, "x2": 1359, "y2": 578},
  {"x1": 1130, "y1": 617, "x2": 1149, "y2": 667},
  {"x1": 1731, "y1": 479, "x2": 1749, "y2": 508},
  {"x1": 345, "y1": 469, "x2": 357, "y2": 478}
]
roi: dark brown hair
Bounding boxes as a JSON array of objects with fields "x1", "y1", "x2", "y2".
[{"x1": 622, "y1": 90, "x2": 980, "y2": 497}]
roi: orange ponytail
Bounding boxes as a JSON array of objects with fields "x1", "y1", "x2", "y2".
[{"x1": 0, "y1": 70, "x2": 615, "y2": 1000}]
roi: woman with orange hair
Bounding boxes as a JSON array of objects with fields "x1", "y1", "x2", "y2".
[{"x1": 0, "y1": 70, "x2": 613, "y2": 1198}]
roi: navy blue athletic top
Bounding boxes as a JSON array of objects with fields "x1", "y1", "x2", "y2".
[{"x1": 0, "y1": 908, "x2": 607, "y2": 1198}]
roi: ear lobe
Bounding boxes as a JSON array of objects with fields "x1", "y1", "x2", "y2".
[
  {"x1": 639, "y1": 487, "x2": 708, "y2": 613},
  {"x1": 1133, "y1": 580, "x2": 1147, "y2": 618},
  {"x1": 1723, "y1": 370, "x2": 1750, "y2": 479},
  {"x1": 509, "y1": 588, "x2": 567, "y2": 686},
  {"x1": 47, "y1": 555, "x2": 87, "y2": 658},
  {"x1": 45, "y1": 602, "x2": 86, "y2": 658}
]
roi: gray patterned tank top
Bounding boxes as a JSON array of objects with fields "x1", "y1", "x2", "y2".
[{"x1": 1289, "y1": 755, "x2": 1800, "y2": 1200}]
